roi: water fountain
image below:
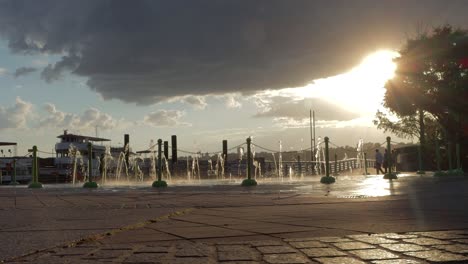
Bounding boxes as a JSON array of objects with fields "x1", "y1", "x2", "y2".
[
  {"x1": 101, "y1": 146, "x2": 113, "y2": 184},
  {"x1": 315, "y1": 137, "x2": 324, "y2": 175},
  {"x1": 68, "y1": 144, "x2": 83, "y2": 185},
  {"x1": 279, "y1": 140, "x2": 283, "y2": 181}
]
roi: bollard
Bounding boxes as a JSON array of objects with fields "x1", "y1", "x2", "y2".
[
  {"x1": 241, "y1": 137, "x2": 257, "y2": 186},
  {"x1": 83, "y1": 143, "x2": 98, "y2": 188},
  {"x1": 28, "y1": 146, "x2": 43, "y2": 188},
  {"x1": 152, "y1": 139, "x2": 167, "y2": 187},
  {"x1": 10, "y1": 158, "x2": 19, "y2": 185},
  {"x1": 333, "y1": 153, "x2": 338, "y2": 176},
  {"x1": 384, "y1": 137, "x2": 397, "y2": 179},
  {"x1": 320, "y1": 137, "x2": 335, "y2": 184},
  {"x1": 364, "y1": 153, "x2": 368, "y2": 175}
]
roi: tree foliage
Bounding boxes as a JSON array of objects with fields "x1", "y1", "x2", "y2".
[
  {"x1": 373, "y1": 110, "x2": 441, "y2": 142},
  {"x1": 381, "y1": 25, "x2": 468, "y2": 139}
]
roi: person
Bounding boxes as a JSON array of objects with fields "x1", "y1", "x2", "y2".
[
  {"x1": 391, "y1": 149, "x2": 397, "y2": 171},
  {"x1": 383, "y1": 149, "x2": 389, "y2": 173},
  {"x1": 375, "y1": 149, "x2": 385, "y2": 174}
]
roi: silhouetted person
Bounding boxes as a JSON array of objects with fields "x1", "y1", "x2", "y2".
[
  {"x1": 383, "y1": 149, "x2": 389, "y2": 173},
  {"x1": 375, "y1": 149, "x2": 385, "y2": 174}
]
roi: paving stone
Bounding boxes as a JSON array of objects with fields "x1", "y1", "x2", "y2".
[
  {"x1": 220, "y1": 262, "x2": 261, "y2": 264},
  {"x1": 404, "y1": 249, "x2": 468, "y2": 262},
  {"x1": 82, "y1": 249, "x2": 131, "y2": 260},
  {"x1": 333, "y1": 242, "x2": 375, "y2": 250},
  {"x1": 349, "y1": 236, "x2": 398, "y2": 244},
  {"x1": 263, "y1": 253, "x2": 310, "y2": 264},
  {"x1": 218, "y1": 250, "x2": 259, "y2": 261},
  {"x1": 248, "y1": 240, "x2": 284, "y2": 246},
  {"x1": 453, "y1": 238, "x2": 468, "y2": 244},
  {"x1": 123, "y1": 252, "x2": 166, "y2": 263},
  {"x1": 301, "y1": 248, "x2": 347, "y2": 258},
  {"x1": 284, "y1": 237, "x2": 318, "y2": 242},
  {"x1": 410, "y1": 231, "x2": 468, "y2": 239},
  {"x1": 374, "y1": 233, "x2": 419, "y2": 239},
  {"x1": 314, "y1": 256, "x2": 366, "y2": 264},
  {"x1": 432, "y1": 243, "x2": 468, "y2": 253},
  {"x1": 175, "y1": 246, "x2": 206, "y2": 257},
  {"x1": 371, "y1": 259, "x2": 424, "y2": 264},
  {"x1": 53, "y1": 247, "x2": 95, "y2": 256},
  {"x1": 348, "y1": 249, "x2": 399, "y2": 260},
  {"x1": 218, "y1": 245, "x2": 253, "y2": 252},
  {"x1": 257, "y1": 245, "x2": 298, "y2": 254},
  {"x1": 288, "y1": 241, "x2": 328, "y2": 249},
  {"x1": 172, "y1": 257, "x2": 215, "y2": 264},
  {"x1": 402, "y1": 237, "x2": 450, "y2": 246},
  {"x1": 379, "y1": 243, "x2": 429, "y2": 252},
  {"x1": 134, "y1": 246, "x2": 170, "y2": 253},
  {"x1": 315, "y1": 237, "x2": 353, "y2": 243}
]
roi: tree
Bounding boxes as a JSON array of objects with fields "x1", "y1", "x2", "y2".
[
  {"x1": 378, "y1": 25, "x2": 468, "y2": 169},
  {"x1": 383, "y1": 26, "x2": 468, "y2": 138}
]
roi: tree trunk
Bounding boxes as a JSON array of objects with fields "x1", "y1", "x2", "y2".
[{"x1": 419, "y1": 109, "x2": 425, "y2": 170}]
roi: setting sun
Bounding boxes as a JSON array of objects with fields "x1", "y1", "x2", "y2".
[{"x1": 261, "y1": 50, "x2": 399, "y2": 116}]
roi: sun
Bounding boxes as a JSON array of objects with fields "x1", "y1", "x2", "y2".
[
  {"x1": 260, "y1": 50, "x2": 399, "y2": 115},
  {"x1": 308, "y1": 50, "x2": 399, "y2": 114}
]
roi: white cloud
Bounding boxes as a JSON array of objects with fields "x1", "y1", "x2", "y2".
[
  {"x1": 38, "y1": 103, "x2": 119, "y2": 131},
  {"x1": 181, "y1": 96, "x2": 207, "y2": 110},
  {"x1": 0, "y1": 97, "x2": 33, "y2": 129},
  {"x1": 143, "y1": 110, "x2": 191, "y2": 127},
  {"x1": 225, "y1": 94, "x2": 242, "y2": 109}
]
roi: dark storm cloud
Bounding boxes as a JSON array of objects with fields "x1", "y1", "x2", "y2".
[
  {"x1": 14, "y1": 67, "x2": 37, "y2": 78},
  {"x1": 0, "y1": 0, "x2": 467, "y2": 104}
]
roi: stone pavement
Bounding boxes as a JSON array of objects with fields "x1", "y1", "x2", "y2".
[{"x1": 1, "y1": 174, "x2": 468, "y2": 263}]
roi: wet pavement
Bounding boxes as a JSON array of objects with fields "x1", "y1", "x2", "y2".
[{"x1": 1, "y1": 173, "x2": 468, "y2": 263}]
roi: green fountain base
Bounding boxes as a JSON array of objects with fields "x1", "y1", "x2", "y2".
[
  {"x1": 383, "y1": 173, "x2": 398, "y2": 180},
  {"x1": 28, "y1": 182, "x2": 43, "y2": 188},
  {"x1": 434, "y1": 169, "x2": 464, "y2": 177},
  {"x1": 416, "y1": 170, "x2": 426, "y2": 175},
  {"x1": 152, "y1": 180, "x2": 168, "y2": 188},
  {"x1": 320, "y1": 176, "x2": 335, "y2": 184},
  {"x1": 83, "y1": 181, "x2": 99, "y2": 188},
  {"x1": 241, "y1": 178, "x2": 257, "y2": 186}
]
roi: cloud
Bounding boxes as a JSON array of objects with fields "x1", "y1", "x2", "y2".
[
  {"x1": 14, "y1": 66, "x2": 37, "y2": 78},
  {"x1": 0, "y1": 1, "x2": 467, "y2": 104},
  {"x1": 38, "y1": 103, "x2": 119, "y2": 131},
  {"x1": 225, "y1": 94, "x2": 242, "y2": 109},
  {"x1": 143, "y1": 110, "x2": 190, "y2": 127},
  {"x1": 41, "y1": 54, "x2": 80, "y2": 82},
  {"x1": 254, "y1": 95, "x2": 359, "y2": 121},
  {"x1": 180, "y1": 96, "x2": 207, "y2": 109},
  {"x1": 0, "y1": 97, "x2": 33, "y2": 129}
]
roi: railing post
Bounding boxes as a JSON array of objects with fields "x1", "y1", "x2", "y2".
[
  {"x1": 28, "y1": 146, "x2": 43, "y2": 188},
  {"x1": 334, "y1": 153, "x2": 338, "y2": 176},
  {"x1": 83, "y1": 142, "x2": 98, "y2": 188},
  {"x1": 158, "y1": 139, "x2": 162, "y2": 182},
  {"x1": 364, "y1": 153, "x2": 368, "y2": 175},
  {"x1": 241, "y1": 137, "x2": 257, "y2": 186},
  {"x1": 320, "y1": 137, "x2": 335, "y2": 184},
  {"x1": 152, "y1": 139, "x2": 168, "y2": 187}
]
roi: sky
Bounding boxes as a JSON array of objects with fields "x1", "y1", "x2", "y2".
[{"x1": 1, "y1": 0, "x2": 468, "y2": 156}]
